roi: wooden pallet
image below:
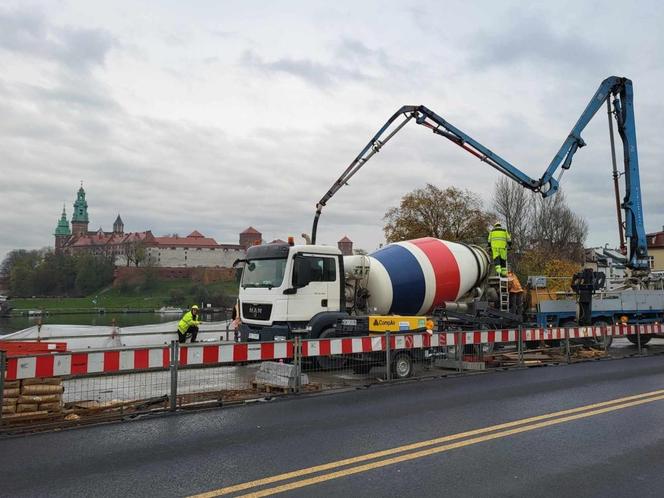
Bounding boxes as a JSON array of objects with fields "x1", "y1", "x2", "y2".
[{"x1": 251, "y1": 382, "x2": 295, "y2": 393}]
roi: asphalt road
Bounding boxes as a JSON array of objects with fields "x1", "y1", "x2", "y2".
[{"x1": 4, "y1": 355, "x2": 664, "y2": 497}]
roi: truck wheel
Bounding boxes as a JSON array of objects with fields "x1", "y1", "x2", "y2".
[
  {"x1": 391, "y1": 352, "x2": 413, "y2": 379},
  {"x1": 592, "y1": 320, "x2": 612, "y2": 349},
  {"x1": 316, "y1": 328, "x2": 348, "y2": 370},
  {"x1": 627, "y1": 334, "x2": 652, "y2": 346}
]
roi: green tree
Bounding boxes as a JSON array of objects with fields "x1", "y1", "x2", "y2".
[
  {"x1": 383, "y1": 184, "x2": 495, "y2": 244},
  {"x1": 74, "y1": 253, "x2": 115, "y2": 295},
  {"x1": 4, "y1": 249, "x2": 44, "y2": 297}
]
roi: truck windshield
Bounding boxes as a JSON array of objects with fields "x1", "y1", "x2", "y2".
[{"x1": 241, "y1": 258, "x2": 287, "y2": 289}]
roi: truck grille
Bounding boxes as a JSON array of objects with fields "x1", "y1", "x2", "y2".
[{"x1": 242, "y1": 302, "x2": 272, "y2": 321}]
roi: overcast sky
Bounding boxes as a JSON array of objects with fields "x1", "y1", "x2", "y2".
[{"x1": 1, "y1": 0, "x2": 663, "y2": 262}]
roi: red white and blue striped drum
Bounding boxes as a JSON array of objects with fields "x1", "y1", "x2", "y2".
[{"x1": 344, "y1": 237, "x2": 490, "y2": 315}]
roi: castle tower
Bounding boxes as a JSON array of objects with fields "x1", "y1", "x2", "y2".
[
  {"x1": 240, "y1": 226, "x2": 262, "y2": 249},
  {"x1": 338, "y1": 235, "x2": 353, "y2": 256},
  {"x1": 113, "y1": 214, "x2": 124, "y2": 235},
  {"x1": 54, "y1": 205, "x2": 71, "y2": 253},
  {"x1": 71, "y1": 184, "x2": 90, "y2": 236}
]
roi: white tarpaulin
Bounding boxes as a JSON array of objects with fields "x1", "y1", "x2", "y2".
[{"x1": 0, "y1": 320, "x2": 232, "y2": 350}]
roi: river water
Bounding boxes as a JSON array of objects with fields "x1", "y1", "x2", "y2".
[{"x1": 0, "y1": 312, "x2": 229, "y2": 335}]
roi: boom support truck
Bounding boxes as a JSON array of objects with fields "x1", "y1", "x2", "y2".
[{"x1": 238, "y1": 76, "x2": 654, "y2": 373}]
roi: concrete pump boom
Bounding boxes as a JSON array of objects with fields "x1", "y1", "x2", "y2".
[{"x1": 311, "y1": 76, "x2": 648, "y2": 273}]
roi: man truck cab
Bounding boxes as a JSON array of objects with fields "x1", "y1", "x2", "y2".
[{"x1": 238, "y1": 243, "x2": 347, "y2": 341}]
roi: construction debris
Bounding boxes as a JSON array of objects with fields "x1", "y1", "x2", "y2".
[
  {"x1": 490, "y1": 347, "x2": 607, "y2": 367},
  {"x1": 253, "y1": 361, "x2": 309, "y2": 390}
]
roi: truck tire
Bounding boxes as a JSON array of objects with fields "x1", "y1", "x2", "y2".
[
  {"x1": 391, "y1": 352, "x2": 413, "y2": 379},
  {"x1": 627, "y1": 334, "x2": 652, "y2": 346},
  {"x1": 592, "y1": 320, "x2": 612, "y2": 349},
  {"x1": 316, "y1": 327, "x2": 348, "y2": 370}
]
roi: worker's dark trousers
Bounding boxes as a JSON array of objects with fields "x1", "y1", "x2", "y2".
[{"x1": 178, "y1": 326, "x2": 199, "y2": 343}]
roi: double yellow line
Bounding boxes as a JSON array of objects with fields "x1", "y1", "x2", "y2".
[{"x1": 191, "y1": 388, "x2": 664, "y2": 498}]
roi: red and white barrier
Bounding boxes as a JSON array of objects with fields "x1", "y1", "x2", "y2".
[{"x1": 3, "y1": 324, "x2": 662, "y2": 380}]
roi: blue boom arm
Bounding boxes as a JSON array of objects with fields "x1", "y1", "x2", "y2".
[{"x1": 311, "y1": 76, "x2": 648, "y2": 272}]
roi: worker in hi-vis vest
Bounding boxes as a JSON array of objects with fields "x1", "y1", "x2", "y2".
[
  {"x1": 488, "y1": 221, "x2": 511, "y2": 277},
  {"x1": 178, "y1": 304, "x2": 201, "y2": 343}
]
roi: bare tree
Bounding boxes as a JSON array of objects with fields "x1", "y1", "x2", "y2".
[
  {"x1": 493, "y1": 178, "x2": 589, "y2": 277},
  {"x1": 529, "y1": 191, "x2": 588, "y2": 263},
  {"x1": 124, "y1": 241, "x2": 147, "y2": 267},
  {"x1": 492, "y1": 177, "x2": 532, "y2": 266}
]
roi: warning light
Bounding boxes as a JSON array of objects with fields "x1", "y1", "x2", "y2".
[{"x1": 288, "y1": 236, "x2": 294, "y2": 246}]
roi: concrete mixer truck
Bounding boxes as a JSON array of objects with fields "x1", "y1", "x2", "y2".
[{"x1": 237, "y1": 236, "x2": 507, "y2": 374}]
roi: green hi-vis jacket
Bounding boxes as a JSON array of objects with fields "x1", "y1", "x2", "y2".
[
  {"x1": 178, "y1": 311, "x2": 201, "y2": 334},
  {"x1": 488, "y1": 227, "x2": 511, "y2": 249}
]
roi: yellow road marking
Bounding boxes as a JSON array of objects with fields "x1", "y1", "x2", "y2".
[
  {"x1": 190, "y1": 388, "x2": 664, "y2": 498},
  {"x1": 239, "y1": 393, "x2": 664, "y2": 497}
]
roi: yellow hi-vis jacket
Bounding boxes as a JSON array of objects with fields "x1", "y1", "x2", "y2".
[
  {"x1": 178, "y1": 311, "x2": 201, "y2": 334},
  {"x1": 488, "y1": 227, "x2": 511, "y2": 249}
]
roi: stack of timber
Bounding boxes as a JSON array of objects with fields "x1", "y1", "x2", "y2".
[
  {"x1": 492, "y1": 347, "x2": 607, "y2": 367},
  {"x1": 2, "y1": 377, "x2": 64, "y2": 422}
]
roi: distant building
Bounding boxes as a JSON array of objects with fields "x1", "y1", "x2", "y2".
[
  {"x1": 337, "y1": 236, "x2": 353, "y2": 256},
  {"x1": 147, "y1": 231, "x2": 244, "y2": 268},
  {"x1": 585, "y1": 247, "x2": 627, "y2": 290},
  {"x1": 53, "y1": 185, "x2": 255, "y2": 268},
  {"x1": 239, "y1": 226, "x2": 262, "y2": 248},
  {"x1": 648, "y1": 227, "x2": 664, "y2": 271},
  {"x1": 55, "y1": 185, "x2": 155, "y2": 260}
]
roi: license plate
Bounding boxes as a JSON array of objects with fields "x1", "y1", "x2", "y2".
[
  {"x1": 248, "y1": 332, "x2": 260, "y2": 340},
  {"x1": 341, "y1": 319, "x2": 357, "y2": 326}
]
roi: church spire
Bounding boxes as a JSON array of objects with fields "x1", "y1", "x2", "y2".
[
  {"x1": 54, "y1": 205, "x2": 71, "y2": 236},
  {"x1": 113, "y1": 214, "x2": 124, "y2": 234},
  {"x1": 71, "y1": 183, "x2": 90, "y2": 236},
  {"x1": 72, "y1": 183, "x2": 89, "y2": 223}
]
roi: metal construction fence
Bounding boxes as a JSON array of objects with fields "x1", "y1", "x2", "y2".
[{"x1": 2, "y1": 323, "x2": 664, "y2": 433}]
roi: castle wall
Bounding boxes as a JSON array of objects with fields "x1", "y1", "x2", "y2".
[{"x1": 147, "y1": 246, "x2": 245, "y2": 268}]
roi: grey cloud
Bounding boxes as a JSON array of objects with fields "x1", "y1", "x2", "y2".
[
  {"x1": 239, "y1": 37, "x2": 403, "y2": 90},
  {"x1": 241, "y1": 50, "x2": 370, "y2": 88},
  {"x1": 468, "y1": 16, "x2": 606, "y2": 70},
  {"x1": 0, "y1": 8, "x2": 114, "y2": 71},
  {"x1": 334, "y1": 38, "x2": 399, "y2": 72}
]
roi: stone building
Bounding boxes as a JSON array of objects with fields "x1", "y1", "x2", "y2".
[
  {"x1": 648, "y1": 227, "x2": 664, "y2": 271},
  {"x1": 147, "y1": 231, "x2": 245, "y2": 268},
  {"x1": 337, "y1": 236, "x2": 354, "y2": 256},
  {"x1": 239, "y1": 227, "x2": 262, "y2": 248},
  {"x1": 54, "y1": 185, "x2": 255, "y2": 268}
]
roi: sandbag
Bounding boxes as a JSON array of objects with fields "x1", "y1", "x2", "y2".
[
  {"x1": 17, "y1": 403, "x2": 39, "y2": 413},
  {"x1": 22, "y1": 378, "x2": 63, "y2": 386},
  {"x1": 2, "y1": 397, "x2": 17, "y2": 406},
  {"x1": 18, "y1": 394, "x2": 62, "y2": 404},
  {"x1": 3, "y1": 380, "x2": 20, "y2": 388},
  {"x1": 39, "y1": 402, "x2": 62, "y2": 412},
  {"x1": 21, "y1": 384, "x2": 64, "y2": 395},
  {"x1": 3, "y1": 388, "x2": 19, "y2": 398},
  {"x1": 2, "y1": 404, "x2": 16, "y2": 414}
]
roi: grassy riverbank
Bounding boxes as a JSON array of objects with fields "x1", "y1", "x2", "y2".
[{"x1": 9, "y1": 279, "x2": 239, "y2": 311}]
